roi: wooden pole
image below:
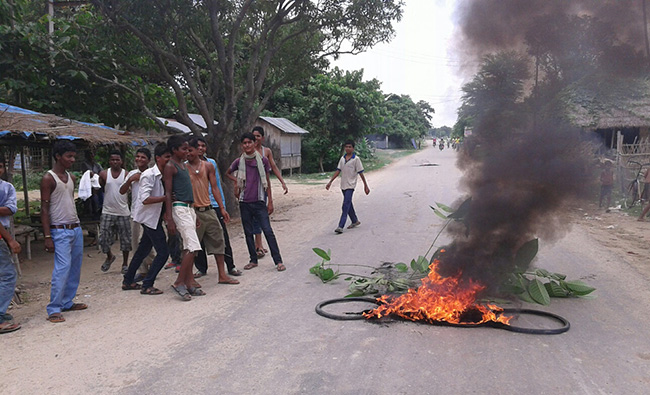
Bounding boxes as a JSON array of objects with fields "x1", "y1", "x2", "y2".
[{"x1": 20, "y1": 147, "x2": 29, "y2": 217}]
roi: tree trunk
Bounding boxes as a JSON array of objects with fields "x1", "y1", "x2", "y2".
[{"x1": 319, "y1": 154, "x2": 324, "y2": 173}]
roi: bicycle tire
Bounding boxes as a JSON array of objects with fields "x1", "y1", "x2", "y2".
[{"x1": 627, "y1": 180, "x2": 640, "y2": 207}]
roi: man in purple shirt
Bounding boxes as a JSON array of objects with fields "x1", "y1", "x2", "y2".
[{"x1": 226, "y1": 132, "x2": 285, "y2": 272}]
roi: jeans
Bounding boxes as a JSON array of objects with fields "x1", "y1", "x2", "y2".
[
  {"x1": 240, "y1": 201, "x2": 282, "y2": 265},
  {"x1": 47, "y1": 227, "x2": 83, "y2": 315},
  {"x1": 124, "y1": 221, "x2": 169, "y2": 289},
  {"x1": 338, "y1": 189, "x2": 358, "y2": 229},
  {"x1": 0, "y1": 241, "x2": 17, "y2": 316},
  {"x1": 195, "y1": 208, "x2": 235, "y2": 274},
  {"x1": 167, "y1": 232, "x2": 182, "y2": 265}
]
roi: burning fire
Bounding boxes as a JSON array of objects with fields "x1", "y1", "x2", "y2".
[{"x1": 365, "y1": 254, "x2": 512, "y2": 326}]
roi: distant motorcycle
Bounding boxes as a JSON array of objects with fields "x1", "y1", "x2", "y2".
[{"x1": 439, "y1": 142, "x2": 444, "y2": 151}]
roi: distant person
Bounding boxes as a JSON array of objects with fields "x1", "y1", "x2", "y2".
[
  {"x1": 120, "y1": 148, "x2": 153, "y2": 281},
  {"x1": 0, "y1": 155, "x2": 22, "y2": 333},
  {"x1": 164, "y1": 135, "x2": 202, "y2": 300},
  {"x1": 81, "y1": 150, "x2": 103, "y2": 245},
  {"x1": 226, "y1": 132, "x2": 286, "y2": 272},
  {"x1": 325, "y1": 140, "x2": 370, "y2": 234},
  {"x1": 251, "y1": 126, "x2": 288, "y2": 258},
  {"x1": 40, "y1": 141, "x2": 86, "y2": 323},
  {"x1": 99, "y1": 150, "x2": 132, "y2": 273},
  {"x1": 641, "y1": 167, "x2": 650, "y2": 202},
  {"x1": 122, "y1": 143, "x2": 171, "y2": 294},
  {"x1": 599, "y1": 160, "x2": 614, "y2": 210}
]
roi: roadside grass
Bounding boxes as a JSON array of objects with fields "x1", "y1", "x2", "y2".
[{"x1": 288, "y1": 148, "x2": 420, "y2": 184}]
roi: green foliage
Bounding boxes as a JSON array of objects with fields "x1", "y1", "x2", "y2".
[
  {"x1": 377, "y1": 94, "x2": 433, "y2": 147},
  {"x1": 504, "y1": 270, "x2": 596, "y2": 306}
]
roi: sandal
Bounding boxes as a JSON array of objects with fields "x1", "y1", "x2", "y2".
[
  {"x1": 63, "y1": 303, "x2": 88, "y2": 311},
  {"x1": 193, "y1": 271, "x2": 205, "y2": 278},
  {"x1": 101, "y1": 255, "x2": 116, "y2": 272},
  {"x1": 276, "y1": 263, "x2": 286, "y2": 272},
  {"x1": 46, "y1": 313, "x2": 65, "y2": 323},
  {"x1": 244, "y1": 262, "x2": 258, "y2": 270},
  {"x1": 188, "y1": 287, "x2": 206, "y2": 296},
  {"x1": 256, "y1": 248, "x2": 266, "y2": 258},
  {"x1": 122, "y1": 283, "x2": 142, "y2": 291},
  {"x1": 171, "y1": 284, "x2": 192, "y2": 301},
  {"x1": 140, "y1": 287, "x2": 163, "y2": 295},
  {"x1": 0, "y1": 321, "x2": 21, "y2": 334},
  {"x1": 228, "y1": 269, "x2": 243, "y2": 276}
]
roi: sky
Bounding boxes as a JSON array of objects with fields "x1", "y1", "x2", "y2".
[{"x1": 333, "y1": 0, "x2": 467, "y2": 128}]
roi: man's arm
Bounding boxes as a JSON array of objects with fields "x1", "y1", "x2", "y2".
[
  {"x1": 40, "y1": 173, "x2": 55, "y2": 252},
  {"x1": 0, "y1": 183, "x2": 17, "y2": 217},
  {"x1": 162, "y1": 162, "x2": 177, "y2": 234},
  {"x1": 206, "y1": 161, "x2": 230, "y2": 223},
  {"x1": 98, "y1": 170, "x2": 107, "y2": 188},
  {"x1": 225, "y1": 159, "x2": 240, "y2": 198},
  {"x1": 266, "y1": 170, "x2": 274, "y2": 215},
  {"x1": 325, "y1": 170, "x2": 341, "y2": 190},
  {"x1": 265, "y1": 148, "x2": 288, "y2": 194},
  {"x1": 0, "y1": 223, "x2": 20, "y2": 254},
  {"x1": 359, "y1": 172, "x2": 370, "y2": 195},
  {"x1": 139, "y1": 173, "x2": 165, "y2": 205},
  {"x1": 119, "y1": 170, "x2": 140, "y2": 195}
]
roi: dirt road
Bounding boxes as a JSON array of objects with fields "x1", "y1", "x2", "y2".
[{"x1": 4, "y1": 145, "x2": 650, "y2": 394}]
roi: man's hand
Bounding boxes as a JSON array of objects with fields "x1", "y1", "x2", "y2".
[
  {"x1": 130, "y1": 173, "x2": 141, "y2": 182},
  {"x1": 8, "y1": 239, "x2": 21, "y2": 254},
  {"x1": 234, "y1": 186, "x2": 241, "y2": 199},
  {"x1": 268, "y1": 201, "x2": 274, "y2": 215},
  {"x1": 325, "y1": 181, "x2": 331, "y2": 190},
  {"x1": 221, "y1": 208, "x2": 230, "y2": 224},
  {"x1": 282, "y1": 183, "x2": 288, "y2": 194},
  {"x1": 364, "y1": 185, "x2": 370, "y2": 195},
  {"x1": 166, "y1": 217, "x2": 177, "y2": 235},
  {"x1": 44, "y1": 238, "x2": 54, "y2": 253}
]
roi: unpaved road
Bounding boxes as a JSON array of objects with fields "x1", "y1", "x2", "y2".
[{"x1": 4, "y1": 145, "x2": 650, "y2": 394}]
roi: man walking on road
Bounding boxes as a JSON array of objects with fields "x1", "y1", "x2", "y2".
[
  {"x1": 326, "y1": 140, "x2": 370, "y2": 234},
  {"x1": 99, "y1": 150, "x2": 132, "y2": 274},
  {"x1": 40, "y1": 141, "x2": 87, "y2": 323}
]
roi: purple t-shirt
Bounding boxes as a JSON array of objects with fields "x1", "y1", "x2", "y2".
[{"x1": 229, "y1": 156, "x2": 271, "y2": 203}]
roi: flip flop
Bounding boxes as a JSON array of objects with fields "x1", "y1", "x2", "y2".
[
  {"x1": 171, "y1": 284, "x2": 192, "y2": 301},
  {"x1": 62, "y1": 303, "x2": 88, "y2": 312},
  {"x1": 276, "y1": 263, "x2": 286, "y2": 272},
  {"x1": 188, "y1": 287, "x2": 206, "y2": 296},
  {"x1": 244, "y1": 263, "x2": 258, "y2": 270},
  {"x1": 46, "y1": 313, "x2": 65, "y2": 323},
  {"x1": 121, "y1": 283, "x2": 142, "y2": 291},
  {"x1": 101, "y1": 255, "x2": 116, "y2": 272},
  {"x1": 0, "y1": 322, "x2": 21, "y2": 334},
  {"x1": 218, "y1": 278, "x2": 240, "y2": 285},
  {"x1": 256, "y1": 248, "x2": 266, "y2": 258},
  {"x1": 193, "y1": 271, "x2": 205, "y2": 278},
  {"x1": 140, "y1": 287, "x2": 163, "y2": 295},
  {"x1": 228, "y1": 269, "x2": 243, "y2": 276}
]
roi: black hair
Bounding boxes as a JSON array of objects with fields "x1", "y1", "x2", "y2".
[
  {"x1": 154, "y1": 143, "x2": 168, "y2": 158},
  {"x1": 344, "y1": 140, "x2": 355, "y2": 148},
  {"x1": 136, "y1": 147, "x2": 152, "y2": 160},
  {"x1": 241, "y1": 132, "x2": 256, "y2": 142},
  {"x1": 52, "y1": 140, "x2": 77, "y2": 159},
  {"x1": 167, "y1": 134, "x2": 188, "y2": 152},
  {"x1": 109, "y1": 149, "x2": 123, "y2": 160},
  {"x1": 252, "y1": 126, "x2": 265, "y2": 137},
  {"x1": 188, "y1": 137, "x2": 202, "y2": 148}
]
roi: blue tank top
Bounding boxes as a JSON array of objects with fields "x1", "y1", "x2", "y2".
[{"x1": 172, "y1": 161, "x2": 194, "y2": 203}]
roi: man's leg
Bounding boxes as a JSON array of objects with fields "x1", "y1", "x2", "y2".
[
  {"x1": 132, "y1": 219, "x2": 152, "y2": 275},
  {"x1": 0, "y1": 242, "x2": 17, "y2": 316},
  {"x1": 61, "y1": 227, "x2": 84, "y2": 310},
  {"x1": 338, "y1": 189, "x2": 355, "y2": 229},
  {"x1": 194, "y1": 242, "x2": 209, "y2": 275},
  {"x1": 347, "y1": 191, "x2": 359, "y2": 224},
  {"x1": 254, "y1": 201, "x2": 283, "y2": 265},
  {"x1": 47, "y1": 229, "x2": 72, "y2": 316},
  {"x1": 215, "y1": 209, "x2": 237, "y2": 273},
  {"x1": 99, "y1": 214, "x2": 115, "y2": 265},
  {"x1": 117, "y1": 216, "x2": 132, "y2": 271},
  {"x1": 239, "y1": 202, "x2": 258, "y2": 266},
  {"x1": 124, "y1": 224, "x2": 153, "y2": 285},
  {"x1": 252, "y1": 217, "x2": 265, "y2": 255},
  {"x1": 142, "y1": 222, "x2": 170, "y2": 290}
]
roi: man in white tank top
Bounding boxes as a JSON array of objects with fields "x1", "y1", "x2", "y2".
[
  {"x1": 98, "y1": 150, "x2": 132, "y2": 275},
  {"x1": 41, "y1": 141, "x2": 86, "y2": 323}
]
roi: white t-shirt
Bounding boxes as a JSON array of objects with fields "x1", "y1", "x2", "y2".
[
  {"x1": 123, "y1": 169, "x2": 143, "y2": 218},
  {"x1": 336, "y1": 154, "x2": 364, "y2": 190},
  {"x1": 103, "y1": 168, "x2": 130, "y2": 216}
]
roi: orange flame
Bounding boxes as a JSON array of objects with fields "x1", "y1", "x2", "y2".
[{"x1": 365, "y1": 258, "x2": 512, "y2": 326}]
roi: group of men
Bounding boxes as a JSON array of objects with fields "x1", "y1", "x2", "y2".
[{"x1": 0, "y1": 127, "x2": 370, "y2": 328}]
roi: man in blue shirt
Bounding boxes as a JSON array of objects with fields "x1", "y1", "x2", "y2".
[
  {"x1": 0, "y1": 156, "x2": 21, "y2": 333},
  {"x1": 193, "y1": 137, "x2": 242, "y2": 278}
]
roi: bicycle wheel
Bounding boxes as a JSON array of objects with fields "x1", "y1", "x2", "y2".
[{"x1": 626, "y1": 181, "x2": 640, "y2": 207}]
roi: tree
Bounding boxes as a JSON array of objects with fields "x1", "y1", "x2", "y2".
[
  {"x1": 265, "y1": 68, "x2": 384, "y2": 172},
  {"x1": 379, "y1": 94, "x2": 433, "y2": 147},
  {"x1": 80, "y1": 0, "x2": 404, "y2": 173}
]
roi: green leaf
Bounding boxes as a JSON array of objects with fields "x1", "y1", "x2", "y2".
[
  {"x1": 448, "y1": 197, "x2": 472, "y2": 220},
  {"x1": 544, "y1": 281, "x2": 569, "y2": 297},
  {"x1": 395, "y1": 263, "x2": 408, "y2": 272},
  {"x1": 417, "y1": 256, "x2": 429, "y2": 272},
  {"x1": 517, "y1": 291, "x2": 536, "y2": 304},
  {"x1": 312, "y1": 247, "x2": 331, "y2": 261},
  {"x1": 514, "y1": 239, "x2": 538, "y2": 269},
  {"x1": 435, "y1": 202, "x2": 454, "y2": 213},
  {"x1": 431, "y1": 207, "x2": 448, "y2": 220},
  {"x1": 410, "y1": 258, "x2": 418, "y2": 271},
  {"x1": 345, "y1": 290, "x2": 366, "y2": 297},
  {"x1": 535, "y1": 268, "x2": 551, "y2": 278},
  {"x1": 528, "y1": 279, "x2": 551, "y2": 305},
  {"x1": 561, "y1": 280, "x2": 596, "y2": 296},
  {"x1": 321, "y1": 268, "x2": 336, "y2": 282},
  {"x1": 309, "y1": 264, "x2": 322, "y2": 275},
  {"x1": 550, "y1": 272, "x2": 567, "y2": 281}
]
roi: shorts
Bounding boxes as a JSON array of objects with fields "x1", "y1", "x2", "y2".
[
  {"x1": 99, "y1": 214, "x2": 132, "y2": 253},
  {"x1": 601, "y1": 184, "x2": 613, "y2": 196},
  {"x1": 195, "y1": 207, "x2": 225, "y2": 255},
  {"x1": 171, "y1": 205, "x2": 202, "y2": 252}
]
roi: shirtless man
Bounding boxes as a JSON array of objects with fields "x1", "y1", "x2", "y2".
[{"x1": 251, "y1": 126, "x2": 287, "y2": 258}]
